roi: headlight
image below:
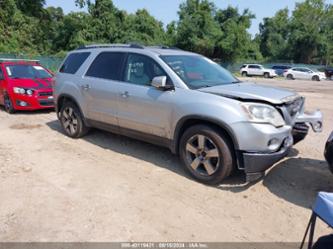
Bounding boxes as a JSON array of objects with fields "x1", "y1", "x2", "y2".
[
  {"x1": 242, "y1": 103, "x2": 285, "y2": 128},
  {"x1": 13, "y1": 87, "x2": 26, "y2": 94},
  {"x1": 13, "y1": 87, "x2": 34, "y2": 96}
]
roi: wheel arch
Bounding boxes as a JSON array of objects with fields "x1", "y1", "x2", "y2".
[
  {"x1": 172, "y1": 116, "x2": 239, "y2": 155},
  {"x1": 56, "y1": 94, "x2": 88, "y2": 125}
]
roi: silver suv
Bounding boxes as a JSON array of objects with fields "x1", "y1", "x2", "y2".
[{"x1": 54, "y1": 44, "x2": 323, "y2": 184}]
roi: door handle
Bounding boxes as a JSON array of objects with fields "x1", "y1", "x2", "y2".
[
  {"x1": 120, "y1": 91, "x2": 130, "y2": 99},
  {"x1": 81, "y1": 84, "x2": 91, "y2": 91}
]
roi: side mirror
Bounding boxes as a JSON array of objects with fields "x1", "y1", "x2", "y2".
[{"x1": 152, "y1": 76, "x2": 168, "y2": 89}]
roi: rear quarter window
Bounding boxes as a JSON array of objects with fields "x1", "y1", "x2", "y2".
[{"x1": 59, "y1": 52, "x2": 90, "y2": 74}]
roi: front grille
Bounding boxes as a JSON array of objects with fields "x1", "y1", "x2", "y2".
[
  {"x1": 39, "y1": 100, "x2": 54, "y2": 106},
  {"x1": 39, "y1": 92, "x2": 53, "y2": 97}
]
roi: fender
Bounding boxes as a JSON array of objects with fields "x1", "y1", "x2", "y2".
[{"x1": 171, "y1": 115, "x2": 240, "y2": 154}]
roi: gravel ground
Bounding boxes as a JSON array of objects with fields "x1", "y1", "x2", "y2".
[{"x1": 0, "y1": 78, "x2": 332, "y2": 242}]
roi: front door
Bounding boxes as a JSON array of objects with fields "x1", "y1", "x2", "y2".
[{"x1": 116, "y1": 53, "x2": 174, "y2": 139}]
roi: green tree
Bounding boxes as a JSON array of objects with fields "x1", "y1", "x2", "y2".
[
  {"x1": 175, "y1": 0, "x2": 222, "y2": 57},
  {"x1": 86, "y1": 0, "x2": 126, "y2": 43},
  {"x1": 288, "y1": 0, "x2": 328, "y2": 63},
  {"x1": 259, "y1": 8, "x2": 290, "y2": 60},
  {"x1": 15, "y1": 0, "x2": 45, "y2": 18},
  {"x1": 120, "y1": 9, "x2": 166, "y2": 45},
  {"x1": 215, "y1": 6, "x2": 258, "y2": 62}
]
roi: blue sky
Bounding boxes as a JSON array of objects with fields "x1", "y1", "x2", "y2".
[{"x1": 45, "y1": 0, "x2": 332, "y2": 36}]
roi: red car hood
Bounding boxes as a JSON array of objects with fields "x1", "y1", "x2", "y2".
[{"x1": 8, "y1": 78, "x2": 53, "y2": 90}]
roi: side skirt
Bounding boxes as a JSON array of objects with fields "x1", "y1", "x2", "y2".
[{"x1": 87, "y1": 119, "x2": 174, "y2": 153}]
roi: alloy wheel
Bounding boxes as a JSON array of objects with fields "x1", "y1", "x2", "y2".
[
  {"x1": 185, "y1": 134, "x2": 220, "y2": 176},
  {"x1": 62, "y1": 107, "x2": 79, "y2": 135}
]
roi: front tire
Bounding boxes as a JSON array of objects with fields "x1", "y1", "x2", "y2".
[
  {"x1": 312, "y1": 76, "x2": 320, "y2": 81},
  {"x1": 60, "y1": 101, "x2": 89, "y2": 138},
  {"x1": 264, "y1": 72, "x2": 270, "y2": 78},
  {"x1": 179, "y1": 125, "x2": 234, "y2": 185},
  {"x1": 4, "y1": 94, "x2": 15, "y2": 114}
]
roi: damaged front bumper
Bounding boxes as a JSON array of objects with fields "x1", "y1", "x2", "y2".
[
  {"x1": 295, "y1": 110, "x2": 323, "y2": 133},
  {"x1": 292, "y1": 110, "x2": 323, "y2": 145}
]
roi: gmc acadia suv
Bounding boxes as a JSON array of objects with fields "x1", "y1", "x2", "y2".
[{"x1": 54, "y1": 44, "x2": 323, "y2": 184}]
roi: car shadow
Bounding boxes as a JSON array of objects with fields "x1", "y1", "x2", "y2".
[
  {"x1": 46, "y1": 119, "x2": 332, "y2": 204},
  {"x1": 263, "y1": 157, "x2": 333, "y2": 208},
  {"x1": 46, "y1": 120, "x2": 250, "y2": 186},
  {"x1": 216, "y1": 148, "x2": 300, "y2": 192},
  {"x1": 0, "y1": 106, "x2": 54, "y2": 115}
]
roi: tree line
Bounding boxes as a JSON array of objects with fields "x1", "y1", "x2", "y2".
[{"x1": 0, "y1": 0, "x2": 332, "y2": 64}]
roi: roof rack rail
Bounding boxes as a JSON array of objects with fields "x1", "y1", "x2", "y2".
[
  {"x1": 76, "y1": 43, "x2": 145, "y2": 50},
  {"x1": 147, "y1": 45, "x2": 183, "y2": 50},
  {"x1": 0, "y1": 58, "x2": 40, "y2": 63}
]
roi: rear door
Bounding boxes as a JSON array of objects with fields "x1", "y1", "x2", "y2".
[
  {"x1": 81, "y1": 52, "x2": 127, "y2": 126},
  {"x1": 0, "y1": 66, "x2": 5, "y2": 105}
]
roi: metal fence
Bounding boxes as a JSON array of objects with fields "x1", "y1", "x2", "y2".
[
  {"x1": 0, "y1": 53, "x2": 63, "y2": 72},
  {"x1": 0, "y1": 53, "x2": 328, "y2": 74}
]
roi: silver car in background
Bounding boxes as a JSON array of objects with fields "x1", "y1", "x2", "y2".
[
  {"x1": 54, "y1": 44, "x2": 323, "y2": 184},
  {"x1": 284, "y1": 67, "x2": 327, "y2": 81}
]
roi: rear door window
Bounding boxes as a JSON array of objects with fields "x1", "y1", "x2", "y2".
[
  {"x1": 86, "y1": 52, "x2": 126, "y2": 81},
  {"x1": 60, "y1": 52, "x2": 90, "y2": 74}
]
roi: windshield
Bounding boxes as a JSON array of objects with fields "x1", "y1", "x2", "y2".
[
  {"x1": 5, "y1": 64, "x2": 52, "y2": 79},
  {"x1": 160, "y1": 55, "x2": 240, "y2": 89}
]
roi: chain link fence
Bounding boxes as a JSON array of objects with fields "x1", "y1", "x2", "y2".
[
  {"x1": 0, "y1": 53, "x2": 63, "y2": 72},
  {"x1": 0, "y1": 53, "x2": 328, "y2": 75}
]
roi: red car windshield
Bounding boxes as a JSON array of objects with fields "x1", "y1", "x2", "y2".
[{"x1": 5, "y1": 64, "x2": 52, "y2": 79}]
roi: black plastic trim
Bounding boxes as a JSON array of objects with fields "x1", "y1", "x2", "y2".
[
  {"x1": 242, "y1": 146, "x2": 291, "y2": 174},
  {"x1": 87, "y1": 119, "x2": 173, "y2": 150}
]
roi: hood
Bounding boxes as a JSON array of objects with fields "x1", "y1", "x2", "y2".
[
  {"x1": 198, "y1": 82, "x2": 298, "y2": 105},
  {"x1": 8, "y1": 78, "x2": 53, "y2": 90}
]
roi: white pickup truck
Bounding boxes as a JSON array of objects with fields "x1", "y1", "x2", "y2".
[{"x1": 240, "y1": 64, "x2": 278, "y2": 78}]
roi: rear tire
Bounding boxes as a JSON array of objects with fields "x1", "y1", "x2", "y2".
[
  {"x1": 4, "y1": 94, "x2": 15, "y2": 114},
  {"x1": 179, "y1": 125, "x2": 234, "y2": 185},
  {"x1": 287, "y1": 74, "x2": 294, "y2": 80},
  {"x1": 241, "y1": 71, "x2": 248, "y2": 77},
  {"x1": 60, "y1": 101, "x2": 89, "y2": 138},
  {"x1": 312, "y1": 76, "x2": 320, "y2": 81}
]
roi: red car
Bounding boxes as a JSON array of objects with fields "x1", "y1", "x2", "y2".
[{"x1": 0, "y1": 59, "x2": 54, "y2": 113}]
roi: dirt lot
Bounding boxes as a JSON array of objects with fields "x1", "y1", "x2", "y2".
[{"x1": 0, "y1": 78, "x2": 333, "y2": 242}]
